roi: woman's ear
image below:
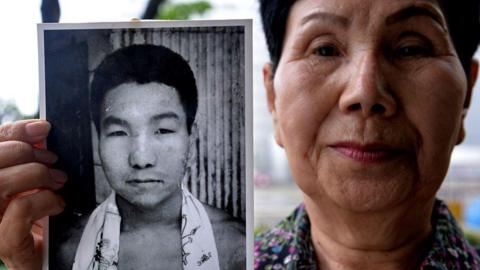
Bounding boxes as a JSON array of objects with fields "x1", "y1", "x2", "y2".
[
  {"x1": 456, "y1": 60, "x2": 478, "y2": 145},
  {"x1": 470, "y1": 60, "x2": 479, "y2": 87},
  {"x1": 465, "y1": 60, "x2": 478, "y2": 109},
  {"x1": 263, "y1": 63, "x2": 284, "y2": 147}
]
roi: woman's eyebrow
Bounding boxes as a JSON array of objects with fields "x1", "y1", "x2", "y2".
[
  {"x1": 300, "y1": 11, "x2": 350, "y2": 28},
  {"x1": 385, "y1": 4, "x2": 447, "y2": 32}
]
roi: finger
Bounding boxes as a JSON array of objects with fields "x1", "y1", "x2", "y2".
[
  {"x1": 0, "y1": 120, "x2": 51, "y2": 144},
  {"x1": 32, "y1": 219, "x2": 44, "y2": 236},
  {"x1": 0, "y1": 141, "x2": 58, "y2": 168},
  {"x1": 31, "y1": 218, "x2": 47, "y2": 244},
  {"x1": 0, "y1": 190, "x2": 64, "y2": 267},
  {"x1": 0, "y1": 163, "x2": 67, "y2": 208},
  {"x1": 1, "y1": 190, "x2": 64, "y2": 239}
]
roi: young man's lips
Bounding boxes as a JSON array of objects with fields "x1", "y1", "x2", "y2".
[
  {"x1": 330, "y1": 142, "x2": 405, "y2": 163},
  {"x1": 126, "y1": 179, "x2": 165, "y2": 185}
]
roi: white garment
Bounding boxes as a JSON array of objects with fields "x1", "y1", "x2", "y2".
[{"x1": 72, "y1": 187, "x2": 220, "y2": 270}]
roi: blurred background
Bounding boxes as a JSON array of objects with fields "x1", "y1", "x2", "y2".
[{"x1": 0, "y1": 1, "x2": 480, "y2": 268}]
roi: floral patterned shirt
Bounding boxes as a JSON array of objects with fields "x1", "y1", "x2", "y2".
[{"x1": 254, "y1": 200, "x2": 480, "y2": 270}]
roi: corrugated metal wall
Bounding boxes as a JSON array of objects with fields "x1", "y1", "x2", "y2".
[{"x1": 88, "y1": 27, "x2": 246, "y2": 220}]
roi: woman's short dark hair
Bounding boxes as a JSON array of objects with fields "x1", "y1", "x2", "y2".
[
  {"x1": 90, "y1": 44, "x2": 198, "y2": 134},
  {"x1": 260, "y1": 0, "x2": 480, "y2": 77}
]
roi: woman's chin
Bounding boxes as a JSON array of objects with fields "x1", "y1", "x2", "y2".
[
  {"x1": 331, "y1": 190, "x2": 409, "y2": 213},
  {"x1": 306, "y1": 175, "x2": 416, "y2": 213}
]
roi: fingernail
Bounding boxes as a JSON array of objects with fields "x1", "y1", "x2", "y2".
[
  {"x1": 25, "y1": 121, "x2": 51, "y2": 138},
  {"x1": 33, "y1": 149, "x2": 58, "y2": 164},
  {"x1": 49, "y1": 169, "x2": 68, "y2": 185}
]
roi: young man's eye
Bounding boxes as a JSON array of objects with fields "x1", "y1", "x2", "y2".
[
  {"x1": 313, "y1": 45, "x2": 341, "y2": 57},
  {"x1": 107, "y1": 130, "x2": 127, "y2": 137},
  {"x1": 155, "y1": 128, "x2": 174, "y2": 135}
]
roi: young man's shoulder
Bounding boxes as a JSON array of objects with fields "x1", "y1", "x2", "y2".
[
  {"x1": 203, "y1": 203, "x2": 244, "y2": 231},
  {"x1": 53, "y1": 211, "x2": 91, "y2": 268},
  {"x1": 202, "y1": 203, "x2": 246, "y2": 270}
]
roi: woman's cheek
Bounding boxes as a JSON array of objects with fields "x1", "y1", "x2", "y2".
[
  {"x1": 275, "y1": 70, "x2": 341, "y2": 186},
  {"x1": 395, "y1": 60, "x2": 467, "y2": 198}
]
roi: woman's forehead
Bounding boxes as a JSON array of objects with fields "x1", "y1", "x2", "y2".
[{"x1": 288, "y1": 0, "x2": 445, "y2": 26}]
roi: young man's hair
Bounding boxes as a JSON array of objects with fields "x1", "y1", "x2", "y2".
[
  {"x1": 259, "y1": 0, "x2": 480, "y2": 78},
  {"x1": 90, "y1": 44, "x2": 198, "y2": 133}
]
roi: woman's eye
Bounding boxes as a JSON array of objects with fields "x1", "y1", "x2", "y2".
[
  {"x1": 313, "y1": 45, "x2": 341, "y2": 57},
  {"x1": 155, "y1": 128, "x2": 174, "y2": 135},
  {"x1": 107, "y1": 130, "x2": 127, "y2": 137},
  {"x1": 394, "y1": 45, "x2": 432, "y2": 58}
]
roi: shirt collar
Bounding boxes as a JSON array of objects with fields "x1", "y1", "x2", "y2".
[
  {"x1": 419, "y1": 200, "x2": 480, "y2": 269},
  {"x1": 255, "y1": 200, "x2": 480, "y2": 269}
]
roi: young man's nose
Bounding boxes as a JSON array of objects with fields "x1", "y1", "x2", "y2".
[
  {"x1": 338, "y1": 52, "x2": 397, "y2": 118},
  {"x1": 128, "y1": 135, "x2": 157, "y2": 169}
]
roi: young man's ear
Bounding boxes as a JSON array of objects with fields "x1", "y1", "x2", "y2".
[
  {"x1": 263, "y1": 63, "x2": 284, "y2": 148},
  {"x1": 457, "y1": 60, "x2": 478, "y2": 145}
]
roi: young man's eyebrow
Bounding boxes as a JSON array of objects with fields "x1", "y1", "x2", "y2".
[
  {"x1": 151, "y1": 112, "x2": 180, "y2": 122},
  {"x1": 102, "y1": 116, "x2": 129, "y2": 128},
  {"x1": 300, "y1": 10, "x2": 350, "y2": 28},
  {"x1": 385, "y1": 4, "x2": 447, "y2": 31}
]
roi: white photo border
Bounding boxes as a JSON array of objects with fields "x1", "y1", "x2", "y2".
[{"x1": 38, "y1": 19, "x2": 253, "y2": 270}]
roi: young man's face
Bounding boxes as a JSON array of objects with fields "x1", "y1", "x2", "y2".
[{"x1": 98, "y1": 82, "x2": 189, "y2": 209}]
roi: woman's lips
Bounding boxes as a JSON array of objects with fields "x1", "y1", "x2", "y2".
[{"x1": 330, "y1": 142, "x2": 405, "y2": 164}]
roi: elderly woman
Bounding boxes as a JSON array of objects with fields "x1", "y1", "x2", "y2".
[{"x1": 255, "y1": 0, "x2": 480, "y2": 269}]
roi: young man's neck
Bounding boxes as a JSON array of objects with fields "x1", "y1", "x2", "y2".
[
  {"x1": 116, "y1": 188, "x2": 183, "y2": 232},
  {"x1": 304, "y1": 195, "x2": 434, "y2": 270}
]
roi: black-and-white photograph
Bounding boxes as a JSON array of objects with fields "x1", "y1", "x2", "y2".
[{"x1": 38, "y1": 20, "x2": 252, "y2": 270}]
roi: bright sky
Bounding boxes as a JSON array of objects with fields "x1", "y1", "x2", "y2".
[{"x1": 0, "y1": 1, "x2": 42, "y2": 115}]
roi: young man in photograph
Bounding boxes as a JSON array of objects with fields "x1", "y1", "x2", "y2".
[{"x1": 58, "y1": 44, "x2": 245, "y2": 270}]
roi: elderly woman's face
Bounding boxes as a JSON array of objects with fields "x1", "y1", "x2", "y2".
[{"x1": 267, "y1": 0, "x2": 472, "y2": 211}]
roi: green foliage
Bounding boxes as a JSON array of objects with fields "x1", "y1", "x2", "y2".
[
  {"x1": 0, "y1": 260, "x2": 6, "y2": 270},
  {"x1": 254, "y1": 224, "x2": 271, "y2": 237},
  {"x1": 465, "y1": 230, "x2": 480, "y2": 246},
  {"x1": 156, "y1": 1, "x2": 212, "y2": 20}
]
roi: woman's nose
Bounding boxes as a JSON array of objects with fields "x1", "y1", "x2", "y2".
[
  {"x1": 338, "y1": 52, "x2": 397, "y2": 118},
  {"x1": 128, "y1": 135, "x2": 157, "y2": 169}
]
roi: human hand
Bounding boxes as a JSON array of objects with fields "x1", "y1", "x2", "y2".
[{"x1": 0, "y1": 120, "x2": 67, "y2": 270}]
